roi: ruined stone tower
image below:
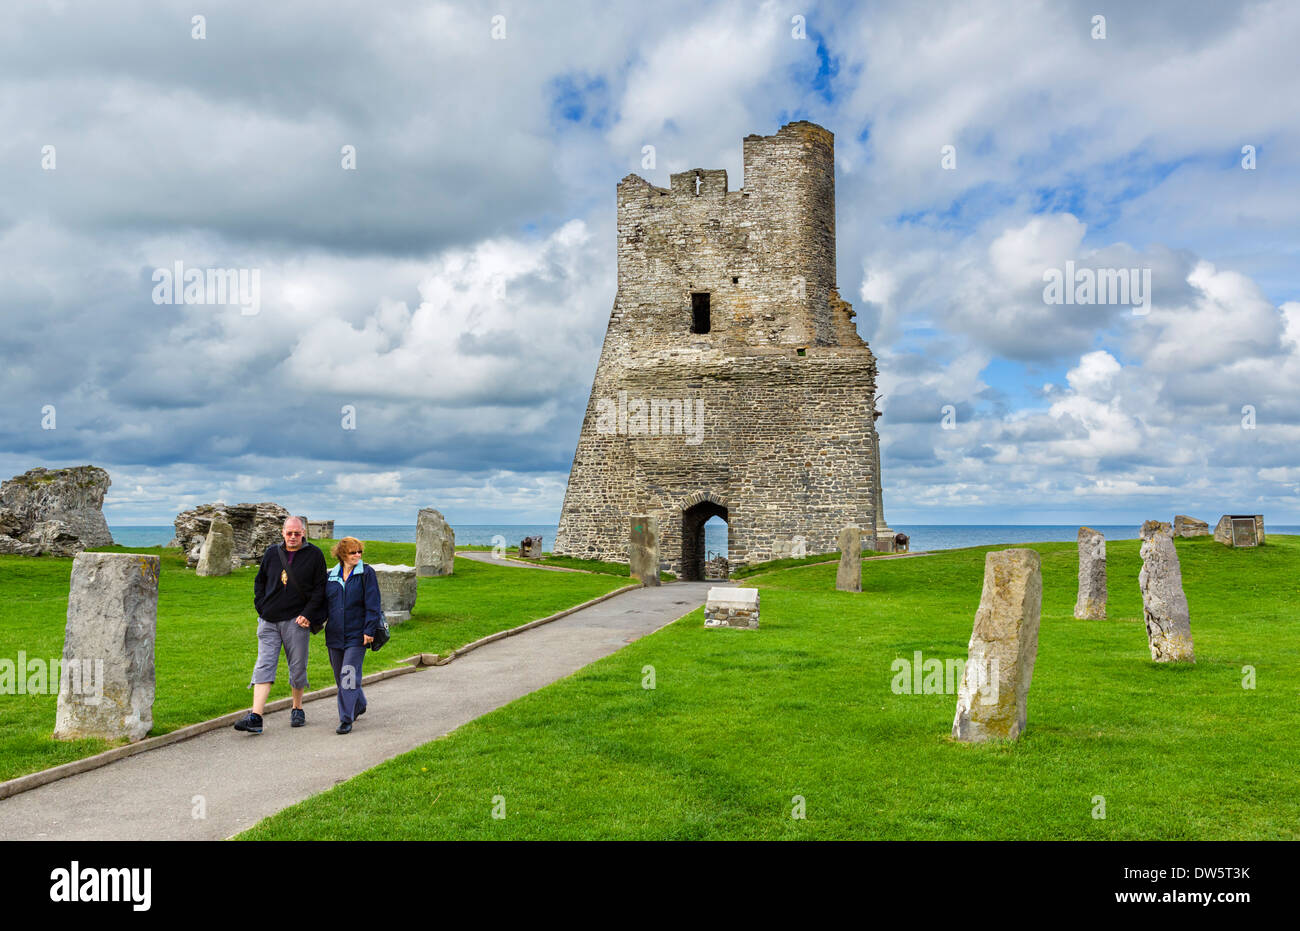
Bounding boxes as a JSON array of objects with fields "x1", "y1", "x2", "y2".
[{"x1": 554, "y1": 121, "x2": 883, "y2": 579}]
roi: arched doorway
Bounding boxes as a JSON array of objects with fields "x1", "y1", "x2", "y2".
[{"x1": 681, "y1": 497, "x2": 728, "y2": 581}]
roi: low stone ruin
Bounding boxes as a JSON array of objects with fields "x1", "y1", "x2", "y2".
[
  {"x1": 952, "y1": 549, "x2": 1042, "y2": 742},
  {"x1": 519, "y1": 536, "x2": 543, "y2": 559},
  {"x1": 0, "y1": 466, "x2": 114, "y2": 557},
  {"x1": 704, "y1": 554, "x2": 730, "y2": 579},
  {"x1": 308, "y1": 520, "x2": 334, "y2": 540},
  {"x1": 704, "y1": 587, "x2": 760, "y2": 629},
  {"x1": 1173, "y1": 515, "x2": 1209, "y2": 538},
  {"x1": 1214, "y1": 514, "x2": 1265, "y2": 547},
  {"x1": 54, "y1": 553, "x2": 159, "y2": 742},
  {"x1": 1138, "y1": 520, "x2": 1194, "y2": 663},
  {"x1": 368, "y1": 564, "x2": 417, "y2": 624},
  {"x1": 1073, "y1": 526, "x2": 1107, "y2": 620},
  {"x1": 415, "y1": 508, "x2": 455, "y2": 576},
  {"x1": 171, "y1": 502, "x2": 292, "y2": 570}
]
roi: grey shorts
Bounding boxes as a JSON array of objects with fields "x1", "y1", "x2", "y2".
[{"x1": 250, "y1": 617, "x2": 311, "y2": 690}]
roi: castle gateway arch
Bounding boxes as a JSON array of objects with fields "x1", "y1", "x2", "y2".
[{"x1": 554, "y1": 121, "x2": 885, "y2": 580}]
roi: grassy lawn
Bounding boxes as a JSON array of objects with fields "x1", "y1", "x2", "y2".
[
  {"x1": 0, "y1": 540, "x2": 627, "y2": 782},
  {"x1": 240, "y1": 535, "x2": 1300, "y2": 840}
]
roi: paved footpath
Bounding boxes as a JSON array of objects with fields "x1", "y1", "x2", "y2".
[{"x1": 0, "y1": 582, "x2": 717, "y2": 840}]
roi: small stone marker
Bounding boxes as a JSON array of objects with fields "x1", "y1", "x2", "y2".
[
  {"x1": 704, "y1": 587, "x2": 759, "y2": 629},
  {"x1": 836, "y1": 525, "x2": 862, "y2": 592},
  {"x1": 1173, "y1": 515, "x2": 1208, "y2": 538},
  {"x1": 54, "y1": 553, "x2": 159, "y2": 742},
  {"x1": 368, "y1": 563, "x2": 417, "y2": 624},
  {"x1": 1138, "y1": 520, "x2": 1194, "y2": 663},
  {"x1": 1073, "y1": 526, "x2": 1106, "y2": 619},
  {"x1": 519, "y1": 536, "x2": 543, "y2": 559},
  {"x1": 629, "y1": 515, "x2": 660, "y2": 586},
  {"x1": 195, "y1": 519, "x2": 234, "y2": 577},
  {"x1": 415, "y1": 507, "x2": 455, "y2": 577},
  {"x1": 952, "y1": 549, "x2": 1042, "y2": 742}
]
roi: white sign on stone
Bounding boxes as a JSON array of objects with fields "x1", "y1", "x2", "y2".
[
  {"x1": 368, "y1": 563, "x2": 417, "y2": 623},
  {"x1": 704, "y1": 587, "x2": 759, "y2": 629},
  {"x1": 54, "y1": 553, "x2": 159, "y2": 742}
]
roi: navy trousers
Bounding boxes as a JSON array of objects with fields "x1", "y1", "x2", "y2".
[{"x1": 328, "y1": 644, "x2": 369, "y2": 724}]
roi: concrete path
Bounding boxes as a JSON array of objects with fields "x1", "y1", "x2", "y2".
[
  {"x1": 455, "y1": 550, "x2": 588, "y2": 572},
  {"x1": 0, "y1": 582, "x2": 718, "y2": 840}
]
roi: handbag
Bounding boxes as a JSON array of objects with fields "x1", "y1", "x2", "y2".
[
  {"x1": 362, "y1": 566, "x2": 390, "y2": 652},
  {"x1": 276, "y1": 544, "x2": 325, "y2": 634}
]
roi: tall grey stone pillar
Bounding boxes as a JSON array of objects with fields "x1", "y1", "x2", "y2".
[
  {"x1": 415, "y1": 508, "x2": 455, "y2": 577},
  {"x1": 54, "y1": 553, "x2": 160, "y2": 742},
  {"x1": 195, "y1": 519, "x2": 234, "y2": 577},
  {"x1": 836, "y1": 525, "x2": 862, "y2": 592},
  {"x1": 952, "y1": 549, "x2": 1042, "y2": 742},
  {"x1": 1073, "y1": 526, "x2": 1106, "y2": 619},
  {"x1": 629, "y1": 515, "x2": 660, "y2": 586},
  {"x1": 1139, "y1": 520, "x2": 1194, "y2": 663}
]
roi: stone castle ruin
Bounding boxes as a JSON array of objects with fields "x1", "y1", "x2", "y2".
[{"x1": 554, "y1": 121, "x2": 884, "y2": 579}]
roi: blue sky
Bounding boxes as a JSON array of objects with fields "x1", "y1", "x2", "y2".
[{"x1": 1, "y1": 0, "x2": 1297, "y2": 529}]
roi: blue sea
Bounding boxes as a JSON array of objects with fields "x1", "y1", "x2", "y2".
[{"x1": 107, "y1": 523, "x2": 1298, "y2": 556}]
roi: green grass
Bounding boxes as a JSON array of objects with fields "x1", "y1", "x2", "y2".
[
  {"x1": 239, "y1": 535, "x2": 1300, "y2": 840},
  {"x1": 0, "y1": 541, "x2": 626, "y2": 782}
]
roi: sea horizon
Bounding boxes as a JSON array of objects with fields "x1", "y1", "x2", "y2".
[{"x1": 106, "y1": 522, "x2": 1300, "y2": 556}]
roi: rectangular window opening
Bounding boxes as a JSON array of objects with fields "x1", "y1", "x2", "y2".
[{"x1": 691, "y1": 292, "x2": 711, "y2": 334}]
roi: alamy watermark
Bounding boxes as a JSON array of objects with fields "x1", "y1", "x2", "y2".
[
  {"x1": 890, "y1": 650, "x2": 999, "y2": 703},
  {"x1": 1042, "y1": 261, "x2": 1151, "y2": 315},
  {"x1": 152, "y1": 261, "x2": 261, "y2": 316},
  {"x1": 1, "y1": 652, "x2": 103, "y2": 704},
  {"x1": 595, "y1": 391, "x2": 704, "y2": 445}
]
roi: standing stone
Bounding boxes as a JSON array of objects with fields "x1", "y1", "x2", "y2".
[
  {"x1": 171, "y1": 502, "x2": 291, "y2": 569},
  {"x1": 1073, "y1": 527, "x2": 1106, "y2": 619},
  {"x1": 415, "y1": 508, "x2": 455, "y2": 577},
  {"x1": 54, "y1": 553, "x2": 159, "y2": 742},
  {"x1": 629, "y1": 515, "x2": 660, "y2": 586},
  {"x1": 1173, "y1": 515, "x2": 1209, "y2": 538},
  {"x1": 519, "y1": 536, "x2": 543, "y2": 559},
  {"x1": 704, "y1": 587, "x2": 760, "y2": 629},
  {"x1": 1139, "y1": 520, "x2": 1194, "y2": 663},
  {"x1": 369, "y1": 564, "x2": 417, "y2": 624},
  {"x1": 952, "y1": 549, "x2": 1042, "y2": 742},
  {"x1": 307, "y1": 520, "x2": 334, "y2": 540},
  {"x1": 836, "y1": 525, "x2": 862, "y2": 592},
  {"x1": 195, "y1": 519, "x2": 234, "y2": 577}
]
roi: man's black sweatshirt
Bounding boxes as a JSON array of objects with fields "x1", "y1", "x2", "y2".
[{"x1": 253, "y1": 542, "x2": 328, "y2": 623}]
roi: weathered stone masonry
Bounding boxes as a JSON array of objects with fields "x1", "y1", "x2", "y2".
[{"x1": 554, "y1": 122, "x2": 883, "y2": 579}]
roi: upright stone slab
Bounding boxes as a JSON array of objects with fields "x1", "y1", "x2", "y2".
[
  {"x1": 1073, "y1": 527, "x2": 1106, "y2": 619},
  {"x1": 1173, "y1": 515, "x2": 1208, "y2": 538},
  {"x1": 704, "y1": 587, "x2": 759, "y2": 629},
  {"x1": 415, "y1": 508, "x2": 455, "y2": 577},
  {"x1": 368, "y1": 563, "x2": 417, "y2": 624},
  {"x1": 629, "y1": 512, "x2": 660, "y2": 585},
  {"x1": 195, "y1": 519, "x2": 234, "y2": 577},
  {"x1": 836, "y1": 525, "x2": 862, "y2": 592},
  {"x1": 629, "y1": 515, "x2": 660, "y2": 586},
  {"x1": 54, "y1": 553, "x2": 159, "y2": 742},
  {"x1": 952, "y1": 549, "x2": 1042, "y2": 742},
  {"x1": 1138, "y1": 520, "x2": 1194, "y2": 663}
]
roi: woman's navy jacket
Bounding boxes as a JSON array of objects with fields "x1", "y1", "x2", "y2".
[{"x1": 325, "y1": 560, "x2": 382, "y2": 649}]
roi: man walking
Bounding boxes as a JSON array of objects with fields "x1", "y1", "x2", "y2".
[{"x1": 233, "y1": 515, "x2": 328, "y2": 734}]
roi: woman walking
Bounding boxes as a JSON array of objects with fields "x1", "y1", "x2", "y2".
[{"x1": 325, "y1": 537, "x2": 380, "y2": 734}]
